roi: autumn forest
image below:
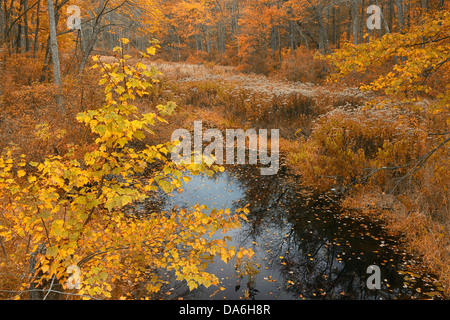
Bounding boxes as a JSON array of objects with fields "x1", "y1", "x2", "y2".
[{"x1": 0, "y1": 0, "x2": 449, "y2": 302}]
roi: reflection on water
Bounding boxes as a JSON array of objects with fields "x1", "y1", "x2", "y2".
[{"x1": 143, "y1": 165, "x2": 445, "y2": 300}]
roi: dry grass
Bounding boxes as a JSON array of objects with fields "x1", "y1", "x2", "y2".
[{"x1": 137, "y1": 60, "x2": 366, "y2": 141}]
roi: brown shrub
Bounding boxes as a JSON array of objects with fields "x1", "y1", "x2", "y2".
[
  {"x1": 186, "y1": 51, "x2": 211, "y2": 65},
  {"x1": 236, "y1": 54, "x2": 279, "y2": 76},
  {"x1": 277, "y1": 47, "x2": 329, "y2": 84},
  {"x1": 0, "y1": 52, "x2": 103, "y2": 161},
  {"x1": 288, "y1": 106, "x2": 433, "y2": 191},
  {"x1": 1, "y1": 52, "x2": 47, "y2": 87}
]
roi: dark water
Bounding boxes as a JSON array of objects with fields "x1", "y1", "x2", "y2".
[{"x1": 144, "y1": 165, "x2": 445, "y2": 300}]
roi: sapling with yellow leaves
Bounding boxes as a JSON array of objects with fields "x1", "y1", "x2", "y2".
[{"x1": 0, "y1": 39, "x2": 253, "y2": 299}]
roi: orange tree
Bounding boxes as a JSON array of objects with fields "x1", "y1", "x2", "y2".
[
  {"x1": 291, "y1": 10, "x2": 449, "y2": 192},
  {"x1": 325, "y1": 10, "x2": 449, "y2": 108},
  {"x1": 0, "y1": 39, "x2": 253, "y2": 300}
]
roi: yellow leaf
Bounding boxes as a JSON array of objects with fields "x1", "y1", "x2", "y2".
[{"x1": 41, "y1": 264, "x2": 49, "y2": 273}]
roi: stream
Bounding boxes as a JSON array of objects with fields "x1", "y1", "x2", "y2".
[{"x1": 142, "y1": 164, "x2": 445, "y2": 300}]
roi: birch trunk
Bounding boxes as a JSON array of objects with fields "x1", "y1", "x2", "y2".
[{"x1": 46, "y1": 0, "x2": 64, "y2": 113}]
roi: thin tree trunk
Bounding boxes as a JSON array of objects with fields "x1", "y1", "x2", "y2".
[
  {"x1": 277, "y1": 25, "x2": 281, "y2": 62},
  {"x1": 317, "y1": 5, "x2": 325, "y2": 53},
  {"x1": 336, "y1": 6, "x2": 341, "y2": 48},
  {"x1": 374, "y1": 0, "x2": 391, "y2": 34},
  {"x1": 360, "y1": 0, "x2": 365, "y2": 43},
  {"x1": 289, "y1": 20, "x2": 295, "y2": 51},
  {"x1": 205, "y1": 29, "x2": 210, "y2": 54},
  {"x1": 177, "y1": 30, "x2": 181, "y2": 60},
  {"x1": 23, "y1": 0, "x2": 29, "y2": 51},
  {"x1": 332, "y1": 6, "x2": 336, "y2": 46},
  {"x1": 404, "y1": 0, "x2": 409, "y2": 29},
  {"x1": 32, "y1": 0, "x2": 40, "y2": 57},
  {"x1": 41, "y1": 0, "x2": 64, "y2": 81},
  {"x1": 323, "y1": 5, "x2": 330, "y2": 52},
  {"x1": 352, "y1": 0, "x2": 359, "y2": 45},
  {"x1": 388, "y1": 0, "x2": 394, "y2": 32},
  {"x1": 296, "y1": 23, "x2": 309, "y2": 50},
  {"x1": 421, "y1": 0, "x2": 427, "y2": 13},
  {"x1": 347, "y1": 5, "x2": 351, "y2": 42},
  {"x1": 78, "y1": 0, "x2": 106, "y2": 74},
  {"x1": 16, "y1": 0, "x2": 23, "y2": 52},
  {"x1": 40, "y1": 35, "x2": 50, "y2": 81},
  {"x1": 234, "y1": 0, "x2": 240, "y2": 56},
  {"x1": 0, "y1": 0, "x2": 3, "y2": 42},
  {"x1": 271, "y1": 27, "x2": 276, "y2": 58},
  {"x1": 218, "y1": 21, "x2": 225, "y2": 52},
  {"x1": 396, "y1": 0, "x2": 404, "y2": 31},
  {"x1": 46, "y1": 0, "x2": 64, "y2": 113},
  {"x1": 5, "y1": 0, "x2": 14, "y2": 53}
]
